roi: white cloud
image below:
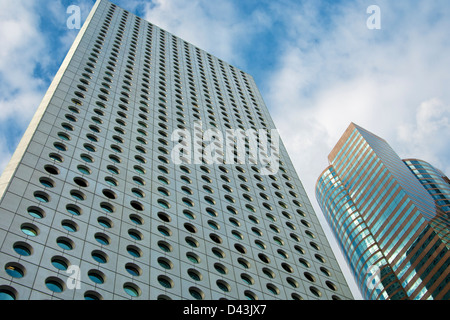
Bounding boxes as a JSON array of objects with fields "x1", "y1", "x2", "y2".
[
  {"x1": 137, "y1": 0, "x2": 274, "y2": 67},
  {"x1": 264, "y1": 0, "x2": 450, "y2": 299},
  {"x1": 0, "y1": 0, "x2": 47, "y2": 116},
  {"x1": 266, "y1": 0, "x2": 450, "y2": 194},
  {"x1": 397, "y1": 98, "x2": 450, "y2": 174}
]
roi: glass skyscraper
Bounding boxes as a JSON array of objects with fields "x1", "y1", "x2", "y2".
[
  {"x1": 0, "y1": 0, "x2": 352, "y2": 300},
  {"x1": 316, "y1": 122, "x2": 449, "y2": 300}
]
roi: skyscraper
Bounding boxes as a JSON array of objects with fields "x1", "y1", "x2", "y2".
[
  {"x1": 0, "y1": 0, "x2": 352, "y2": 300},
  {"x1": 316, "y1": 122, "x2": 449, "y2": 300}
]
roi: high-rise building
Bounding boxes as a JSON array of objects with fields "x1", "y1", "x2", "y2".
[
  {"x1": 316, "y1": 122, "x2": 449, "y2": 300},
  {"x1": 0, "y1": 0, "x2": 352, "y2": 300}
]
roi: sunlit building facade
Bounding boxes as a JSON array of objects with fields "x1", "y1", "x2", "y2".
[
  {"x1": 0, "y1": 0, "x2": 353, "y2": 300},
  {"x1": 316, "y1": 123, "x2": 449, "y2": 300}
]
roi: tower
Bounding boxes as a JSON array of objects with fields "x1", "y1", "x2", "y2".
[
  {"x1": 0, "y1": 0, "x2": 352, "y2": 300},
  {"x1": 316, "y1": 122, "x2": 449, "y2": 300}
]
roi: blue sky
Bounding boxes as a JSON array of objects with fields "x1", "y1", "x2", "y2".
[{"x1": 1, "y1": 0, "x2": 450, "y2": 299}]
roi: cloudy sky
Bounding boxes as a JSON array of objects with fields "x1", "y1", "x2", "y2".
[{"x1": 1, "y1": 0, "x2": 450, "y2": 299}]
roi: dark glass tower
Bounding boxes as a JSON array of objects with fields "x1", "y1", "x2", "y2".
[{"x1": 0, "y1": 0, "x2": 352, "y2": 300}]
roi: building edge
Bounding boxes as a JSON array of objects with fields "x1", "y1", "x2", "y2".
[{"x1": 0, "y1": 0, "x2": 103, "y2": 201}]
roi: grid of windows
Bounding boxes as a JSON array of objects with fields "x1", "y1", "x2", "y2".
[{"x1": 0, "y1": 0, "x2": 352, "y2": 300}]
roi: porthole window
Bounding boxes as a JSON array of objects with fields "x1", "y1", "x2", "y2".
[
  {"x1": 210, "y1": 234, "x2": 222, "y2": 244},
  {"x1": 158, "y1": 226, "x2": 172, "y2": 237},
  {"x1": 157, "y1": 199, "x2": 170, "y2": 209},
  {"x1": 123, "y1": 283, "x2": 141, "y2": 297},
  {"x1": 21, "y1": 223, "x2": 39, "y2": 237},
  {"x1": 102, "y1": 189, "x2": 116, "y2": 200},
  {"x1": 208, "y1": 220, "x2": 219, "y2": 230},
  {"x1": 13, "y1": 242, "x2": 32, "y2": 256},
  {"x1": 234, "y1": 243, "x2": 246, "y2": 254},
  {"x1": 84, "y1": 291, "x2": 102, "y2": 300},
  {"x1": 77, "y1": 165, "x2": 91, "y2": 175},
  {"x1": 127, "y1": 245, "x2": 143, "y2": 257},
  {"x1": 244, "y1": 290, "x2": 258, "y2": 300},
  {"x1": 27, "y1": 206, "x2": 45, "y2": 219},
  {"x1": 51, "y1": 256, "x2": 70, "y2": 270},
  {"x1": 217, "y1": 280, "x2": 231, "y2": 292},
  {"x1": 206, "y1": 208, "x2": 218, "y2": 217},
  {"x1": 45, "y1": 277, "x2": 65, "y2": 293},
  {"x1": 255, "y1": 240, "x2": 266, "y2": 250},
  {"x1": 310, "y1": 286, "x2": 322, "y2": 298},
  {"x1": 182, "y1": 197, "x2": 194, "y2": 207},
  {"x1": 286, "y1": 277, "x2": 299, "y2": 288},
  {"x1": 61, "y1": 220, "x2": 78, "y2": 233},
  {"x1": 185, "y1": 236, "x2": 199, "y2": 248},
  {"x1": 310, "y1": 242, "x2": 321, "y2": 251},
  {"x1": 258, "y1": 253, "x2": 270, "y2": 264},
  {"x1": 54, "y1": 142, "x2": 67, "y2": 152},
  {"x1": 241, "y1": 274, "x2": 254, "y2": 285},
  {"x1": 133, "y1": 176, "x2": 145, "y2": 186},
  {"x1": 39, "y1": 177, "x2": 55, "y2": 188},
  {"x1": 326, "y1": 281, "x2": 338, "y2": 291},
  {"x1": 262, "y1": 268, "x2": 275, "y2": 279},
  {"x1": 5, "y1": 263, "x2": 25, "y2": 278},
  {"x1": 186, "y1": 252, "x2": 200, "y2": 264},
  {"x1": 34, "y1": 191, "x2": 49, "y2": 203},
  {"x1": 158, "y1": 176, "x2": 169, "y2": 185},
  {"x1": 189, "y1": 287, "x2": 204, "y2": 300},
  {"x1": 125, "y1": 263, "x2": 142, "y2": 277},
  {"x1": 88, "y1": 270, "x2": 105, "y2": 284},
  {"x1": 245, "y1": 204, "x2": 256, "y2": 213},
  {"x1": 232, "y1": 230, "x2": 244, "y2": 240},
  {"x1": 183, "y1": 210, "x2": 196, "y2": 220},
  {"x1": 214, "y1": 263, "x2": 228, "y2": 275},
  {"x1": 237, "y1": 258, "x2": 250, "y2": 269},
  {"x1": 212, "y1": 247, "x2": 225, "y2": 259},
  {"x1": 204, "y1": 196, "x2": 215, "y2": 205},
  {"x1": 0, "y1": 286, "x2": 17, "y2": 300},
  {"x1": 130, "y1": 200, "x2": 144, "y2": 211},
  {"x1": 98, "y1": 217, "x2": 112, "y2": 229},
  {"x1": 188, "y1": 269, "x2": 202, "y2": 281},
  {"x1": 266, "y1": 284, "x2": 279, "y2": 295},
  {"x1": 95, "y1": 233, "x2": 110, "y2": 245},
  {"x1": 106, "y1": 165, "x2": 119, "y2": 175},
  {"x1": 74, "y1": 177, "x2": 89, "y2": 187},
  {"x1": 49, "y1": 153, "x2": 64, "y2": 162},
  {"x1": 130, "y1": 214, "x2": 144, "y2": 225},
  {"x1": 128, "y1": 229, "x2": 143, "y2": 241},
  {"x1": 83, "y1": 143, "x2": 96, "y2": 152},
  {"x1": 320, "y1": 267, "x2": 331, "y2": 277},
  {"x1": 158, "y1": 276, "x2": 174, "y2": 289},
  {"x1": 70, "y1": 190, "x2": 85, "y2": 201},
  {"x1": 158, "y1": 257, "x2": 173, "y2": 270},
  {"x1": 181, "y1": 186, "x2": 193, "y2": 195},
  {"x1": 100, "y1": 202, "x2": 114, "y2": 214},
  {"x1": 184, "y1": 223, "x2": 197, "y2": 234},
  {"x1": 91, "y1": 251, "x2": 108, "y2": 264},
  {"x1": 304, "y1": 272, "x2": 316, "y2": 283},
  {"x1": 57, "y1": 132, "x2": 71, "y2": 141},
  {"x1": 66, "y1": 204, "x2": 82, "y2": 216},
  {"x1": 134, "y1": 165, "x2": 145, "y2": 174},
  {"x1": 80, "y1": 154, "x2": 94, "y2": 163}
]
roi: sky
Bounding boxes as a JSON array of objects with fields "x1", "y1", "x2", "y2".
[{"x1": 1, "y1": 0, "x2": 450, "y2": 300}]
